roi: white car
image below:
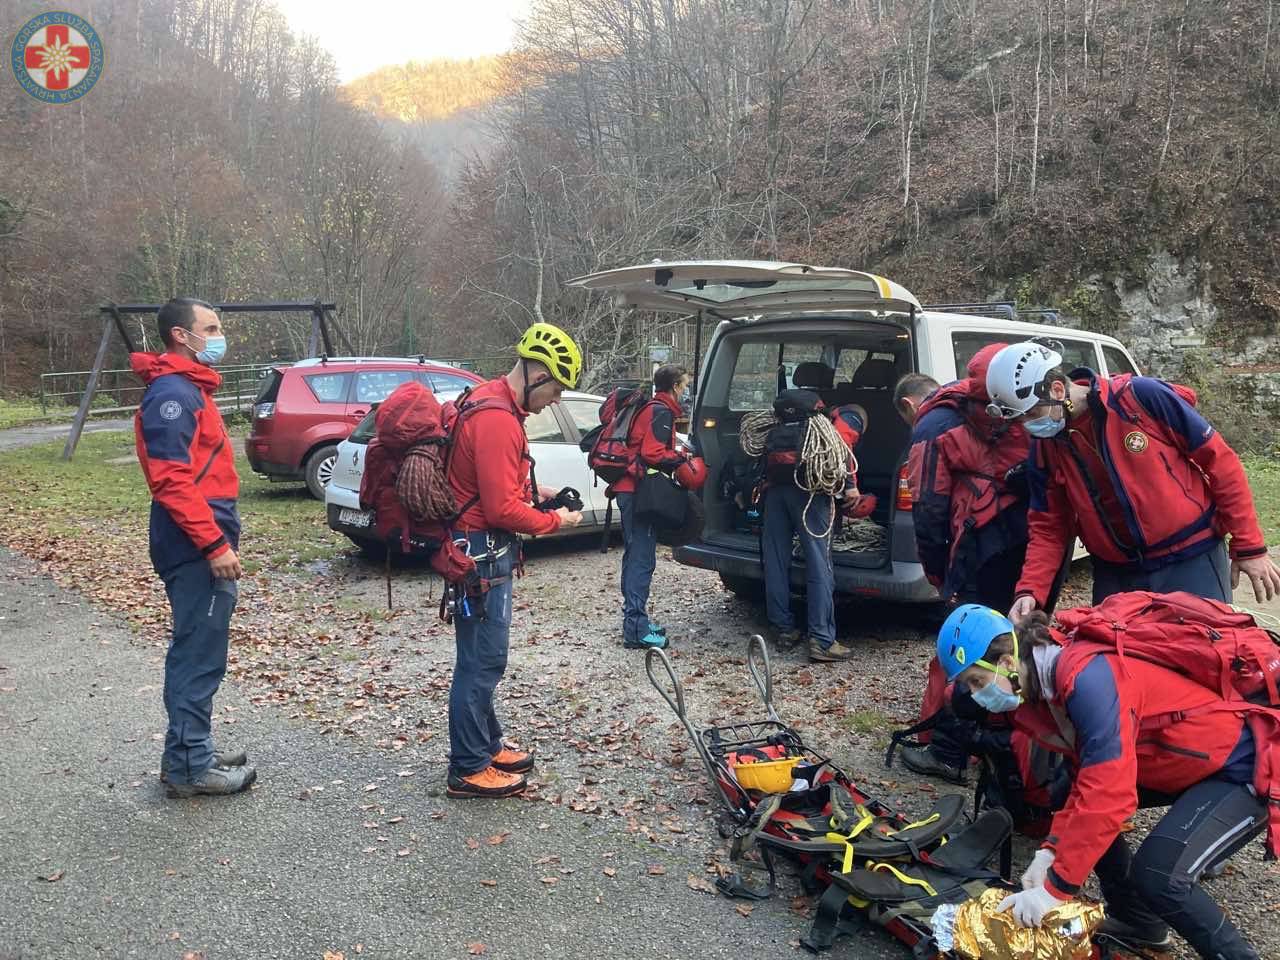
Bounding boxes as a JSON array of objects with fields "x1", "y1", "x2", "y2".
[{"x1": 325, "y1": 390, "x2": 616, "y2": 555}]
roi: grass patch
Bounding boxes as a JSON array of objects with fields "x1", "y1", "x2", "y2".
[
  {"x1": 0, "y1": 396, "x2": 53, "y2": 429},
  {"x1": 0, "y1": 429, "x2": 345, "y2": 572},
  {"x1": 845, "y1": 708, "x2": 891, "y2": 735},
  {"x1": 1243, "y1": 456, "x2": 1280, "y2": 545}
]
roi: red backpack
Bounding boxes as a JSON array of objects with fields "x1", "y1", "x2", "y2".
[
  {"x1": 359, "y1": 380, "x2": 524, "y2": 584},
  {"x1": 583, "y1": 387, "x2": 652, "y2": 486},
  {"x1": 1055, "y1": 591, "x2": 1280, "y2": 706},
  {"x1": 1056, "y1": 590, "x2": 1280, "y2": 856}
]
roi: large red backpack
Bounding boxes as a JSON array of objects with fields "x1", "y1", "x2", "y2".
[
  {"x1": 1055, "y1": 591, "x2": 1280, "y2": 705},
  {"x1": 582, "y1": 386, "x2": 652, "y2": 486},
  {"x1": 1055, "y1": 590, "x2": 1280, "y2": 856},
  {"x1": 359, "y1": 380, "x2": 522, "y2": 554}
]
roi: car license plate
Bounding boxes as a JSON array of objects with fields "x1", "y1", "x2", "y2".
[{"x1": 339, "y1": 507, "x2": 372, "y2": 528}]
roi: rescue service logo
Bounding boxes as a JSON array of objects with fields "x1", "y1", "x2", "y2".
[
  {"x1": 10, "y1": 12, "x2": 103, "y2": 105},
  {"x1": 159, "y1": 401, "x2": 183, "y2": 421},
  {"x1": 1124, "y1": 431, "x2": 1149, "y2": 454}
]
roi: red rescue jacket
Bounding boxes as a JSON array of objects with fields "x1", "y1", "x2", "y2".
[
  {"x1": 907, "y1": 379, "x2": 1030, "y2": 598},
  {"x1": 132, "y1": 352, "x2": 240, "y2": 576},
  {"x1": 1017, "y1": 643, "x2": 1257, "y2": 899},
  {"x1": 609, "y1": 391, "x2": 687, "y2": 495},
  {"x1": 1017, "y1": 372, "x2": 1267, "y2": 606},
  {"x1": 447, "y1": 377, "x2": 560, "y2": 537}
]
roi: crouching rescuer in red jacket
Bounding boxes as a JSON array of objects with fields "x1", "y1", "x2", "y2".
[
  {"x1": 132, "y1": 298, "x2": 255, "y2": 798},
  {"x1": 444, "y1": 322, "x2": 584, "y2": 799},
  {"x1": 936, "y1": 599, "x2": 1280, "y2": 960},
  {"x1": 608, "y1": 364, "x2": 706, "y2": 650},
  {"x1": 985, "y1": 341, "x2": 1280, "y2": 622}
]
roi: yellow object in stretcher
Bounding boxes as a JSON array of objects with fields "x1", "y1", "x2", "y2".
[
  {"x1": 952, "y1": 888, "x2": 1105, "y2": 960},
  {"x1": 731, "y1": 757, "x2": 798, "y2": 793}
]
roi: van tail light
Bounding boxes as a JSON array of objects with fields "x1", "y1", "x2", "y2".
[
  {"x1": 896, "y1": 463, "x2": 913, "y2": 511},
  {"x1": 255, "y1": 402, "x2": 275, "y2": 420}
]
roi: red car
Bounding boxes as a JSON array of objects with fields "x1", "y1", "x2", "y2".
[{"x1": 246, "y1": 357, "x2": 483, "y2": 498}]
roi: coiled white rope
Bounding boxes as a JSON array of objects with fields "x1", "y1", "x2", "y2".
[{"x1": 739, "y1": 410, "x2": 852, "y2": 539}]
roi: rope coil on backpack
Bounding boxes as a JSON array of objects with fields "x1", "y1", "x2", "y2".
[
  {"x1": 396, "y1": 442, "x2": 458, "y2": 521},
  {"x1": 739, "y1": 410, "x2": 851, "y2": 539}
]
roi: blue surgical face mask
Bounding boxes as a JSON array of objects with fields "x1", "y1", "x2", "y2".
[
  {"x1": 972, "y1": 676, "x2": 1021, "y2": 713},
  {"x1": 188, "y1": 331, "x2": 227, "y2": 366},
  {"x1": 1025, "y1": 415, "x2": 1064, "y2": 439}
]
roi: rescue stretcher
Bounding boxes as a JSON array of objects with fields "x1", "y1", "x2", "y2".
[{"x1": 645, "y1": 636, "x2": 1164, "y2": 960}]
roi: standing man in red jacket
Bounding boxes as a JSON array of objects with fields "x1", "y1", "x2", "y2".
[
  {"x1": 132, "y1": 297, "x2": 255, "y2": 798},
  {"x1": 608, "y1": 364, "x2": 703, "y2": 650},
  {"x1": 444, "y1": 322, "x2": 584, "y2": 799},
  {"x1": 984, "y1": 342, "x2": 1280, "y2": 620}
]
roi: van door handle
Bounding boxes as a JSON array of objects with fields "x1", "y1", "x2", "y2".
[{"x1": 351, "y1": 408, "x2": 368, "y2": 418}]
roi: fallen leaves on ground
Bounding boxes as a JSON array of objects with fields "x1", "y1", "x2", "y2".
[
  {"x1": 686, "y1": 874, "x2": 716, "y2": 894},
  {"x1": 38, "y1": 869, "x2": 64, "y2": 883},
  {"x1": 467, "y1": 945, "x2": 486, "y2": 956}
]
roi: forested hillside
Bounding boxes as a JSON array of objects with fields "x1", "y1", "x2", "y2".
[
  {"x1": 342, "y1": 56, "x2": 506, "y2": 123},
  {"x1": 0, "y1": 0, "x2": 445, "y2": 393},
  {"x1": 2, "y1": 0, "x2": 1278, "y2": 402}
]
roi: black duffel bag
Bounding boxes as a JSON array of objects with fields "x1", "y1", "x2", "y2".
[
  {"x1": 634, "y1": 468, "x2": 688, "y2": 530},
  {"x1": 657, "y1": 488, "x2": 705, "y2": 547}
]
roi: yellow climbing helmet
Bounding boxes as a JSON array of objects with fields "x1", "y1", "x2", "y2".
[
  {"x1": 516, "y1": 322, "x2": 582, "y2": 389},
  {"x1": 732, "y1": 756, "x2": 799, "y2": 794}
]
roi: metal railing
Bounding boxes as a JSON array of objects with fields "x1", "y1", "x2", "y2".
[{"x1": 39, "y1": 363, "x2": 276, "y2": 418}]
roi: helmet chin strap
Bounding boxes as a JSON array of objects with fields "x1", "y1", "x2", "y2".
[{"x1": 520, "y1": 357, "x2": 553, "y2": 410}]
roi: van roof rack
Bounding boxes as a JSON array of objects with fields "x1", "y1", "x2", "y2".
[{"x1": 923, "y1": 302, "x2": 1018, "y2": 321}]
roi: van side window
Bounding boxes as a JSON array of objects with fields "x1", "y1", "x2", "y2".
[
  {"x1": 728, "y1": 342, "x2": 786, "y2": 410},
  {"x1": 951, "y1": 331, "x2": 1100, "y2": 379},
  {"x1": 1102, "y1": 345, "x2": 1138, "y2": 375}
]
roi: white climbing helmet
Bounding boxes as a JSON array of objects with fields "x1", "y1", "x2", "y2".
[{"x1": 984, "y1": 342, "x2": 1064, "y2": 419}]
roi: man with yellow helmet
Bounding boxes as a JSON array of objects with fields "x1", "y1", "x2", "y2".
[{"x1": 443, "y1": 321, "x2": 584, "y2": 799}]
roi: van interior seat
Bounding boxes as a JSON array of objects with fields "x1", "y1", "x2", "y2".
[{"x1": 843, "y1": 357, "x2": 909, "y2": 499}]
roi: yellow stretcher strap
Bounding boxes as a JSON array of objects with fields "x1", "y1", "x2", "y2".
[
  {"x1": 870, "y1": 861, "x2": 937, "y2": 898},
  {"x1": 826, "y1": 806, "x2": 877, "y2": 873},
  {"x1": 888, "y1": 812, "x2": 940, "y2": 836}
]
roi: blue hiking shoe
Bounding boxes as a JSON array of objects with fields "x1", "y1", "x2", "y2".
[{"x1": 624, "y1": 630, "x2": 669, "y2": 650}]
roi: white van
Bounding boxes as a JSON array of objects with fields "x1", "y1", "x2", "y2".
[{"x1": 567, "y1": 261, "x2": 1140, "y2": 604}]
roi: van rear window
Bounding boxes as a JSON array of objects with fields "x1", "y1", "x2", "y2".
[{"x1": 727, "y1": 340, "x2": 894, "y2": 411}]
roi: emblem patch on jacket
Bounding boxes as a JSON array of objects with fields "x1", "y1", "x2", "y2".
[
  {"x1": 1123, "y1": 431, "x2": 1148, "y2": 453},
  {"x1": 160, "y1": 400, "x2": 182, "y2": 421}
]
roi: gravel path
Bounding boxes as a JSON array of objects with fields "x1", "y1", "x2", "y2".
[
  {"x1": 4, "y1": 517, "x2": 1279, "y2": 958},
  {"x1": 0, "y1": 418, "x2": 133, "y2": 452}
]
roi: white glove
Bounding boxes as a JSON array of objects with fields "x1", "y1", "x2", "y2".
[
  {"x1": 1021, "y1": 849, "x2": 1056, "y2": 890},
  {"x1": 998, "y1": 885, "x2": 1064, "y2": 927}
]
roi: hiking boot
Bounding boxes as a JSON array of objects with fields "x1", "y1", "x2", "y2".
[
  {"x1": 159, "y1": 749, "x2": 248, "y2": 784},
  {"x1": 491, "y1": 746, "x2": 535, "y2": 774},
  {"x1": 899, "y1": 744, "x2": 968, "y2": 785},
  {"x1": 771, "y1": 628, "x2": 803, "y2": 648},
  {"x1": 1097, "y1": 916, "x2": 1173, "y2": 951},
  {"x1": 446, "y1": 766, "x2": 527, "y2": 799},
  {"x1": 808, "y1": 638, "x2": 855, "y2": 662},
  {"x1": 647, "y1": 621, "x2": 668, "y2": 636},
  {"x1": 624, "y1": 629, "x2": 669, "y2": 650},
  {"x1": 165, "y1": 763, "x2": 257, "y2": 799}
]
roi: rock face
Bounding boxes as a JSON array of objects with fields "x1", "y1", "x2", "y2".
[{"x1": 1051, "y1": 249, "x2": 1279, "y2": 434}]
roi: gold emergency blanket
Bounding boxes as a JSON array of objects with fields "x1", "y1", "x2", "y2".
[{"x1": 952, "y1": 888, "x2": 1105, "y2": 960}]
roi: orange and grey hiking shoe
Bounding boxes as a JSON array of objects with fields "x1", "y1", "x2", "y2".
[
  {"x1": 446, "y1": 766, "x2": 527, "y2": 799},
  {"x1": 491, "y1": 747, "x2": 535, "y2": 774}
]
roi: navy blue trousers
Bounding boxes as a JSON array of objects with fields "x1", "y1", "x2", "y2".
[
  {"x1": 617, "y1": 492, "x2": 658, "y2": 643},
  {"x1": 761, "y1": 485, "x2": 836, "y2": 647},
  {"x1": 161, "y1": 560, "x2": 237, "y2": 785},
  {"x1": 1092, "y1": 540, "x2": 1230, "y2": 604},
  {"x1": 448, "y1": 531, "x2": 516, "y2": 776}
]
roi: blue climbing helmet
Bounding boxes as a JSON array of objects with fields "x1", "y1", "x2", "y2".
[{"x1": 937, "y1": 604, "x2": 1017, "y2": 681}]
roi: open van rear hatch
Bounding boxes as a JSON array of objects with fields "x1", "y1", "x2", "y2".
[{"x1": 565, "y1": 261, "x2": 921, "y2": 318}]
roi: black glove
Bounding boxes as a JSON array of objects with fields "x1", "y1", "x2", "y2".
[
  {"x1": 1003, "y1": 462, "x2": 1029, "y2": 501},
  {"x1": 536, "y1": 486, "x2": 584, "y2": 512}
]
